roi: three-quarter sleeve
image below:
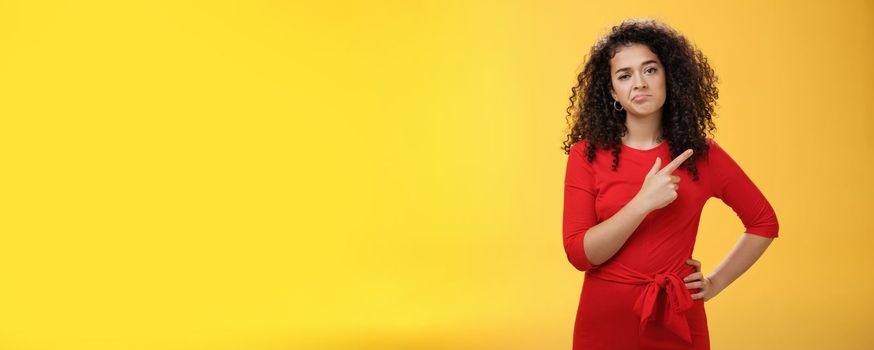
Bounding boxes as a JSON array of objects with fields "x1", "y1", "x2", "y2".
[
  {"x1": 563, "y1": 142, "x2": 600, "y2": 271},
  {"x1": 707, "y1": 139, "x2": 780, "y2": 238}
]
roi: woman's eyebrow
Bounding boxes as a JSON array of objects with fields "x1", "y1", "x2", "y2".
[{"x1": 614, "y1": 59, "x2": 659, "y2": 74}]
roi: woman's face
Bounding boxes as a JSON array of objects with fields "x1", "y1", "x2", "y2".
[{"x1": 608, "y1": 43, "x2": 667, "y2": 118}]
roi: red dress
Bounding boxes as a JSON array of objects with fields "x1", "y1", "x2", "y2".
[{"x1": 562, "y1": 138, "x2": 779, "y2": 350}]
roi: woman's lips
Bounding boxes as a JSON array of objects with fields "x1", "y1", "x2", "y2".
[{"x1": 632, "y1": 95, "x2": 650, "y2": 102}]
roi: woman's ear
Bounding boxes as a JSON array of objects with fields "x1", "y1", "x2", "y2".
[{"x1": 610, "y1": 86, "x2": 618, "y2": 101}]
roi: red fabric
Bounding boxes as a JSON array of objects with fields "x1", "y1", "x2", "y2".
[{"x1": 562, "y1": 138, "x2": 778, "y2": 349}]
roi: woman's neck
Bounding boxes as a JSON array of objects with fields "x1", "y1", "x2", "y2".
[{"x1": 622, "y1": 111, "x2": 664, "y2": 148}]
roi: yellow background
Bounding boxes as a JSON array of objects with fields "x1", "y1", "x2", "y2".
[{"x1": 0, "y1": 1, "x2": 871, "y2": 349}]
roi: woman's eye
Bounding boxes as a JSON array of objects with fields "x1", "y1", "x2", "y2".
[
  {"x1": 619, "y1": 75, "x2": 629, "y2": 80},
  {"x1": 646, "y1": 67, "x2": 657, "y2": 74}
]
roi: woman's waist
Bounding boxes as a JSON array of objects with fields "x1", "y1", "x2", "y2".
[{"x1": 586, "y1": 259, "x2": 696, "y2": 285}]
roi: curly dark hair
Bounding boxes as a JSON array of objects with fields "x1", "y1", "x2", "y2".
[{"x1": 561, "y1": 18, "x2": 719, "y2": 181}]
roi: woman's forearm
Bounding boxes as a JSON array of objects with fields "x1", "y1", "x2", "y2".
[
  {"x1": 583, "y1": 197, "x2": 651, "y2": 266},
  {"x1": 707, "y1": 233, "x2": 774, "y2": 292}
]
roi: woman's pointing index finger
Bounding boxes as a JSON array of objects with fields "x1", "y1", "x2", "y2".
[{"x1": 659, "y1": 149, "x2": 693, "y2": 174}]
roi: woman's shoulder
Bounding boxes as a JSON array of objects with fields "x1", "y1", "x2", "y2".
[
  {"x1": 703, "y1": 137, "x2": 727, "y2": 156},
  {"x1": 569, "y1": 139, "x2": 590, "y2": 155},
  {"x1": 570, "y1": 139, "x2": 608, "y2": 159},
  {"x1": 700, "y1": 137, "x2": 739, "y2": 170},
  {"x1": 703, "y1": 136, "x2": 718, "y2": 147},
  {"x1": 570, "y1": 138, "x2": 606, "y2": 152}
]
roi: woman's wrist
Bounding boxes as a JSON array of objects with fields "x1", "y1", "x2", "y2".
[
  {"x1": 706, "y1": 272, "x2": 727, "y2": 293},
  {"x1": 628, "y1": 196, "x2": 652, "y2": 216}
]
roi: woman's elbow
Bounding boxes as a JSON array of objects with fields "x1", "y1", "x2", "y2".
[{"x1": 565, "y1": 243, "x2": 598, "y2": 271}]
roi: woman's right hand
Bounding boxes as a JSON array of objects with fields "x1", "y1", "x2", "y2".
[{"x1": 632, "y1": 149, "x2": 693, "y2": 213}]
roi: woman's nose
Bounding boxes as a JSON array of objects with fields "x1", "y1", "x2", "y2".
[{"x1": 634, "y1": 76, "x2": 647, "y2": 89}]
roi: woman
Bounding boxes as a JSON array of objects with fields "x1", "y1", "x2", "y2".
[{"x1": 561, "y1": 18, "x2": 779, "y2": 349}]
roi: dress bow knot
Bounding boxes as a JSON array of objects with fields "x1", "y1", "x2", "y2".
[{"x1": 632, "y1": 272, "x2": 695, "y2": 343}]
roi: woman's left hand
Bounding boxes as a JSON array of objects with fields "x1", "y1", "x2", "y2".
[{"x1": 684, "y1": 258, "x2": 722, "y2": 302}]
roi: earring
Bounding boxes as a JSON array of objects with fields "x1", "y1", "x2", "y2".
[{"x1": 613, "y1": 100, "x2": 624, "y2": 111}]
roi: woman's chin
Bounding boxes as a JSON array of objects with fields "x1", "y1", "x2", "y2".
[{"x1": 626, "y1": 108, "x2": 663, "y2": 118}]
